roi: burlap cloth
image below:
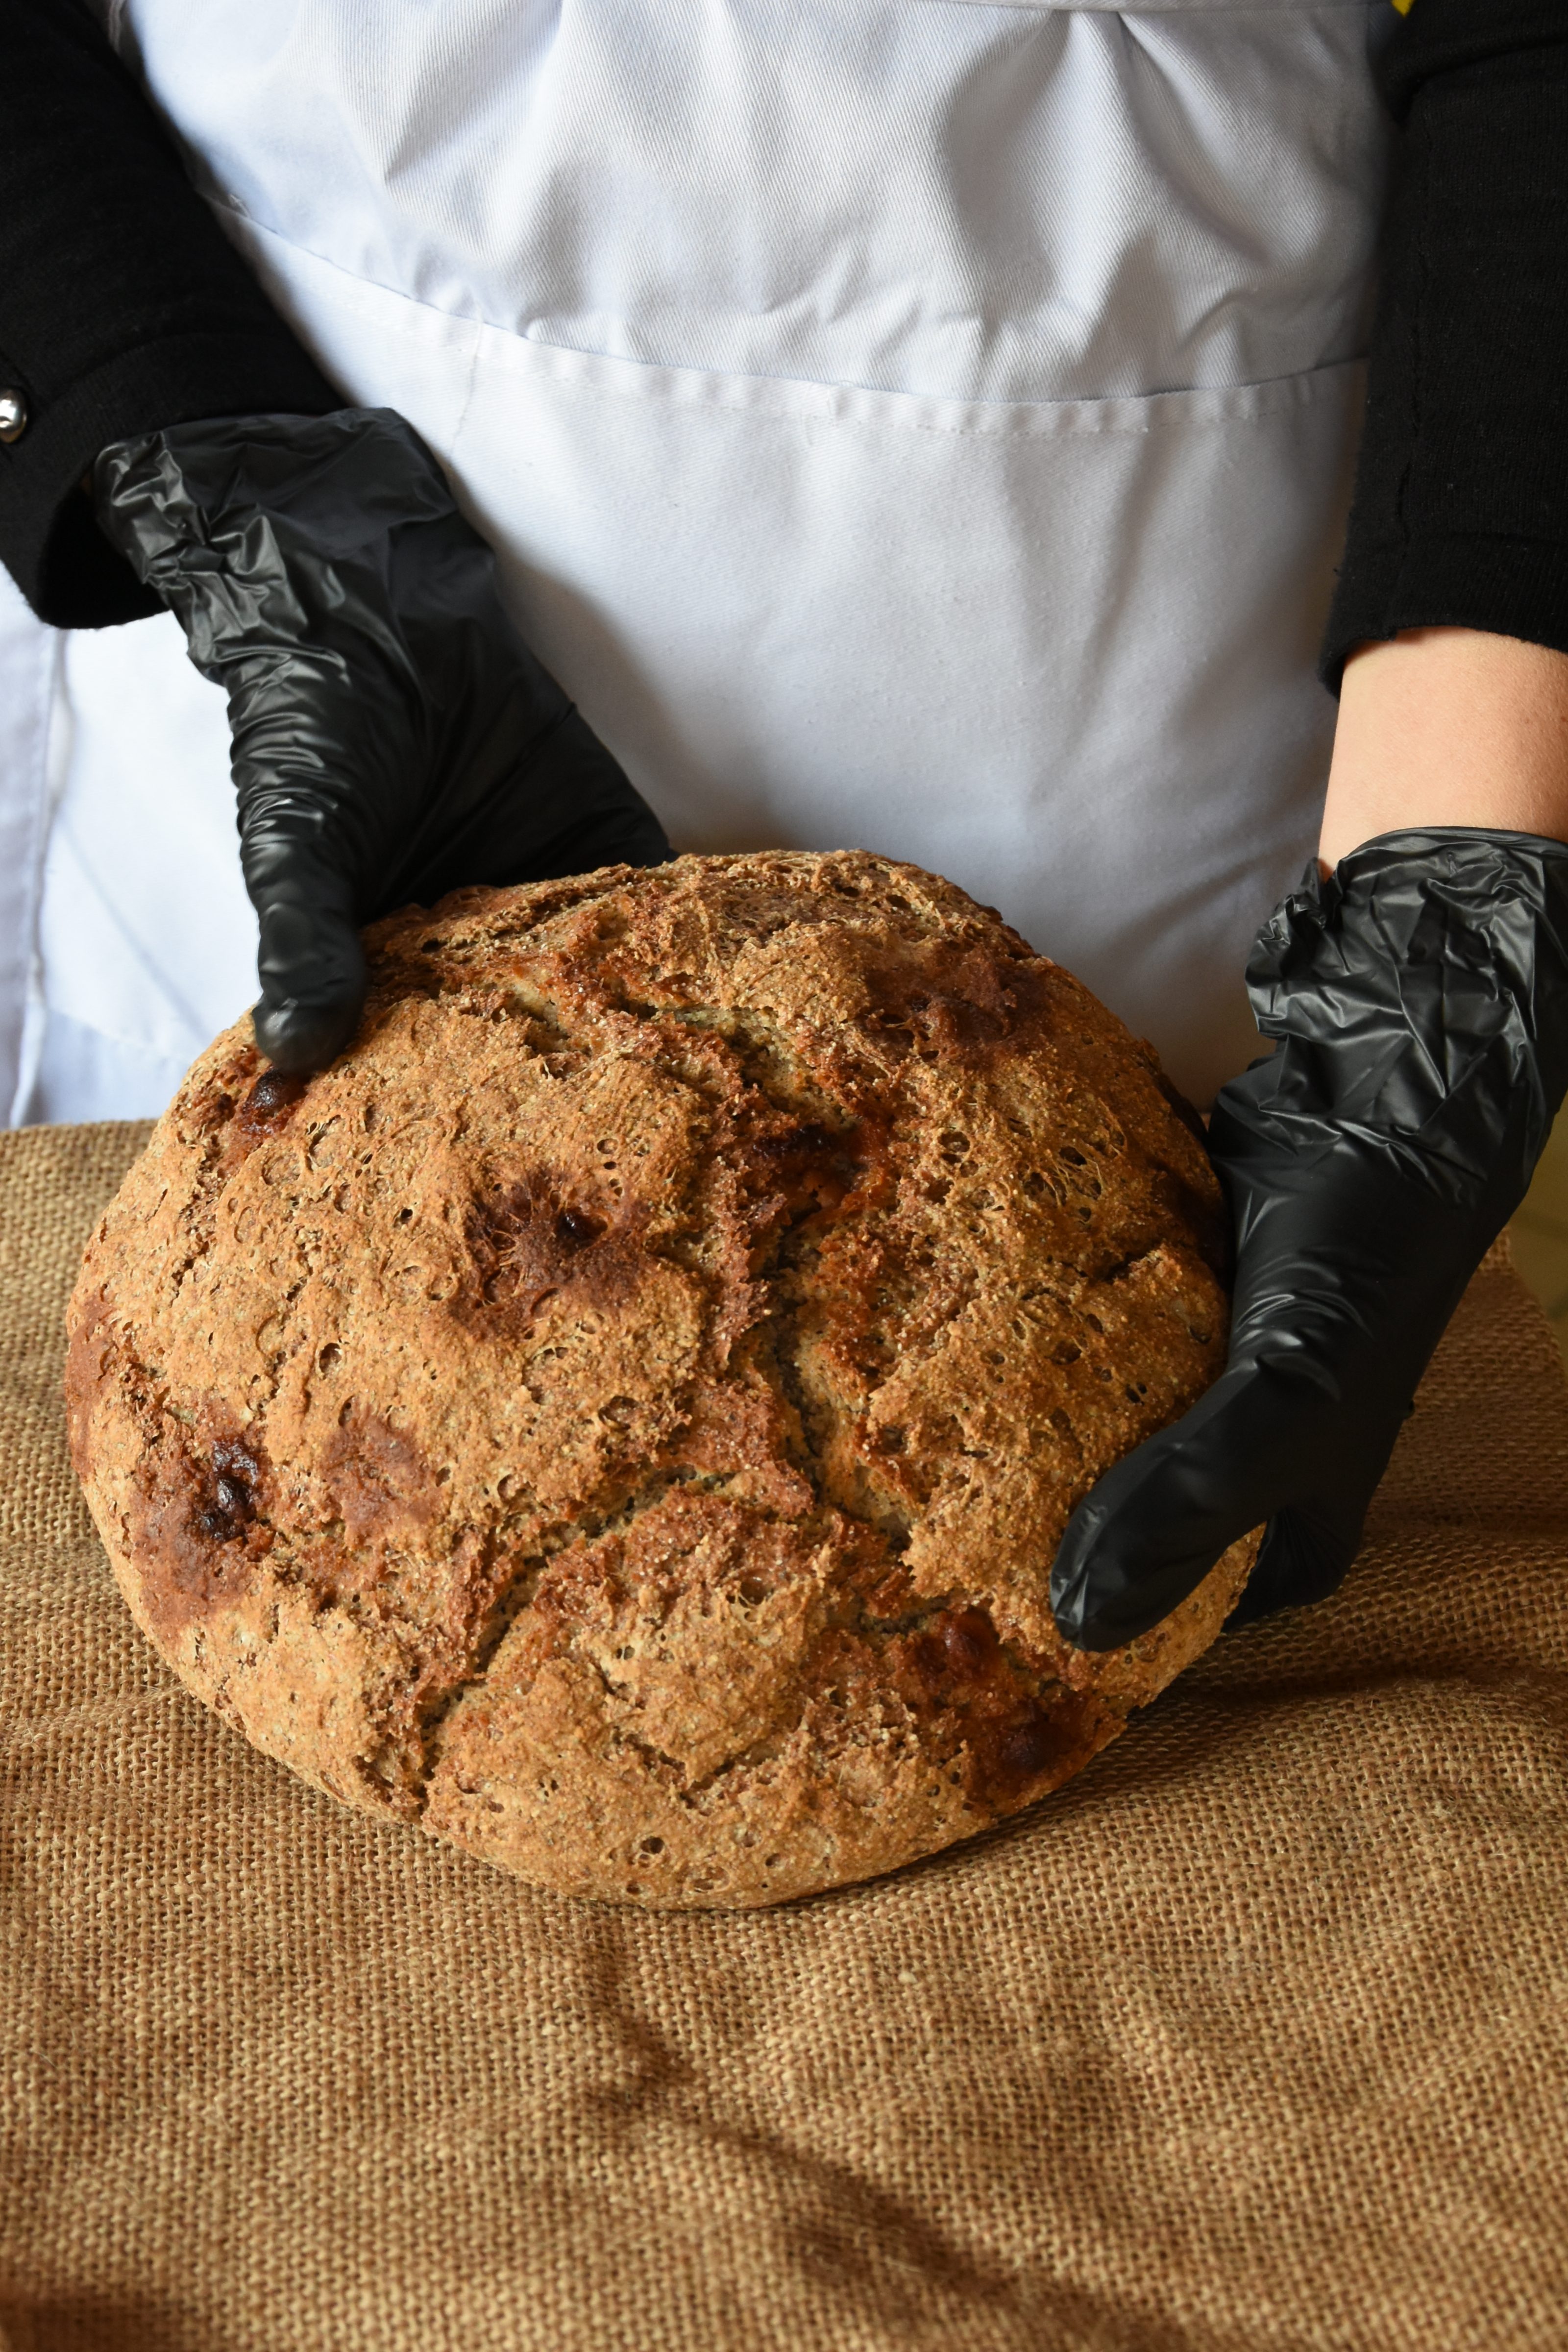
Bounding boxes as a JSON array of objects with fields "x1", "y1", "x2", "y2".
[{"x1": 3, "y1": 1122, "x2": 1567, "y2": 2352}]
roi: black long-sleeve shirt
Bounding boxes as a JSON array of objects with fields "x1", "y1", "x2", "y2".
[
  {"x1": 0, "y1": 0, "x2": 1565, "y2": 687},
  {"x1": 1325, "y1": 0, "x2": 1568, "y2": 684}
]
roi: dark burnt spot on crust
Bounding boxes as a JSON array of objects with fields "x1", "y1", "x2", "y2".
[
  {"x1": 192, "y1": 1060, "x2": 313, "y2": 1183},
  {"x1": 739, "y1": 1114, "x2": 891, "y2": 1238},
  {"x1": 966, "y1": 1685, "x2": 1114, "y2": 1806},
  {"x1": 458, "y1": 1168, "x2": 649, "y2": 1338},
  {"x1": 174, "y1": 1039, "x2": 263, "y2": 1143},
  {"x1": 994, "y1": 1712, "x2": 1064, "y2": 1780},
  {"x1": 128, "y1": 1421, "x2": 275, "y2": 1645},
  {"x1": 248, "y1": 1069, "x2": 308, "y2": 1118},
  {"x1": 884, "y1": 1601, "x2": 1112, "y2": 1810},
  {"x1": 939, "y1": 1605, "x2": 999, "y2": 1679},
  {"x1": 555, "y1": 1204, "x2": 606, "y2": 1250},
  {"x1": 196, "y1": 1440, "x2": 261, "y2": 1541},
  {"x1": 232, "y1": 1068, "x2": 309, "y2": 1149},
  {"x1": 749, "y1": 1120, "x2": 845, "y2": 1169},
  {"x1": 893, "y1": 1603, "x2": 1014, "y2": 1691}
]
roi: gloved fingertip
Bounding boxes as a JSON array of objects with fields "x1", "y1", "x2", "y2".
[
  {"x1": 251, "y1": 984, "x2": 367, "y2": 1075},
  {"x1": 1051, "y1": 1600, "x2": 1131, "y2": 1656},
  {"x1": 1050, "y1": 1583, "x2": 1158, "y2": 1655},
  {"x1": 1049, "y1": 1444, "x2": 1260, "y2": 1653},
  {"x1": 624, "y1": 812, "x2": 676, "y2": 870},
  {"x1": 249, "y1": 887, "x2": 368, "y2": 1073},
  {"x1": 1048, "y1": 1508, "x2": 1164, "y2": 1654}
]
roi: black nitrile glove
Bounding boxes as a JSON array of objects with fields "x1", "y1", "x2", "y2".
[
  {"x1": 93, "y1": 407, "x2": 671, "y2": 1072},
  {"x1": 1052, "y1": 829, "x2": 1568, "y2": 1651}
]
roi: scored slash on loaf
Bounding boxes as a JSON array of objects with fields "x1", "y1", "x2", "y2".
[{"x1": 67, "y1": 851, "x2": 1255, "y2": 1907}]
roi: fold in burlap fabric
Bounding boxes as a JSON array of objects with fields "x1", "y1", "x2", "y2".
[{"x1": 3, "y1": 1121, "x2": 1567, "y2": 2352}]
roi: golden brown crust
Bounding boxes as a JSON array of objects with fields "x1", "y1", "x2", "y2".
[{"x1": 67, "y1": 851, "x2": 1255, "y2": 1907}]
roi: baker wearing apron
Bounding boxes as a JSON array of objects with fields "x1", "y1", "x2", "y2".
[{"x1": 2, "y1": 0, "x2": 1567, "y2": 1645}]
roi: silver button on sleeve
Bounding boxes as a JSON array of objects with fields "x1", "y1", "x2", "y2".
[{"x1": 0, "y1": 389, "x2": 27, "y2": 444}]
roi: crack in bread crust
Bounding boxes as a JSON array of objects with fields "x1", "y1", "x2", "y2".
[{"x1": 67, "y1": 850, "x2": 1257, "y2": 1908}]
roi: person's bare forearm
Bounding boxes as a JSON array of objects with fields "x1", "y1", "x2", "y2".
[{"x1": 1320, "y1": 627, "x2": 1568, "y2": 870}]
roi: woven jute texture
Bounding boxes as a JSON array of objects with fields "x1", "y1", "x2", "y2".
[{"x1": 3, "y1": 1120, "x2": 1568, "y2": 2352}]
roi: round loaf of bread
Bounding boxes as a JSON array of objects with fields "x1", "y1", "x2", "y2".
[{"x1": 68, "y1": 851, "x2": 1255, "y2": 1908}]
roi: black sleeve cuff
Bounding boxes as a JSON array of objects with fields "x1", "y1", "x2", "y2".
[
  {"x1": 0, "y1": 0, "x2": 340, "y2": 629},
  {"x1": 8, "y1": 332, "x2": 343, "y2": 628}
]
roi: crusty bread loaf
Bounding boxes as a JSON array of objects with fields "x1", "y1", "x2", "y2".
[{"x1": 67, "y1": 851, "x2": 1254, "y2": 1906}]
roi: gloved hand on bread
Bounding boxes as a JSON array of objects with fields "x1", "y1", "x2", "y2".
[
  {"x1": 1052, "y1": 832, "x2": 1568, "y2": 1641},
  {"x1": 94, "y1": 405, "x2": 671, "y2": 1074}
]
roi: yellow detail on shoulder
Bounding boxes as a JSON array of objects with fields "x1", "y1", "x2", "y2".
[{"x1": 1391, "y1": 0, "x2": 1415, "y2": 14}]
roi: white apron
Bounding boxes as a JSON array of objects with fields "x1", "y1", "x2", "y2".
[{"x1": 8, "y1": 0, "x2": 1388, "y2": 1119}]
